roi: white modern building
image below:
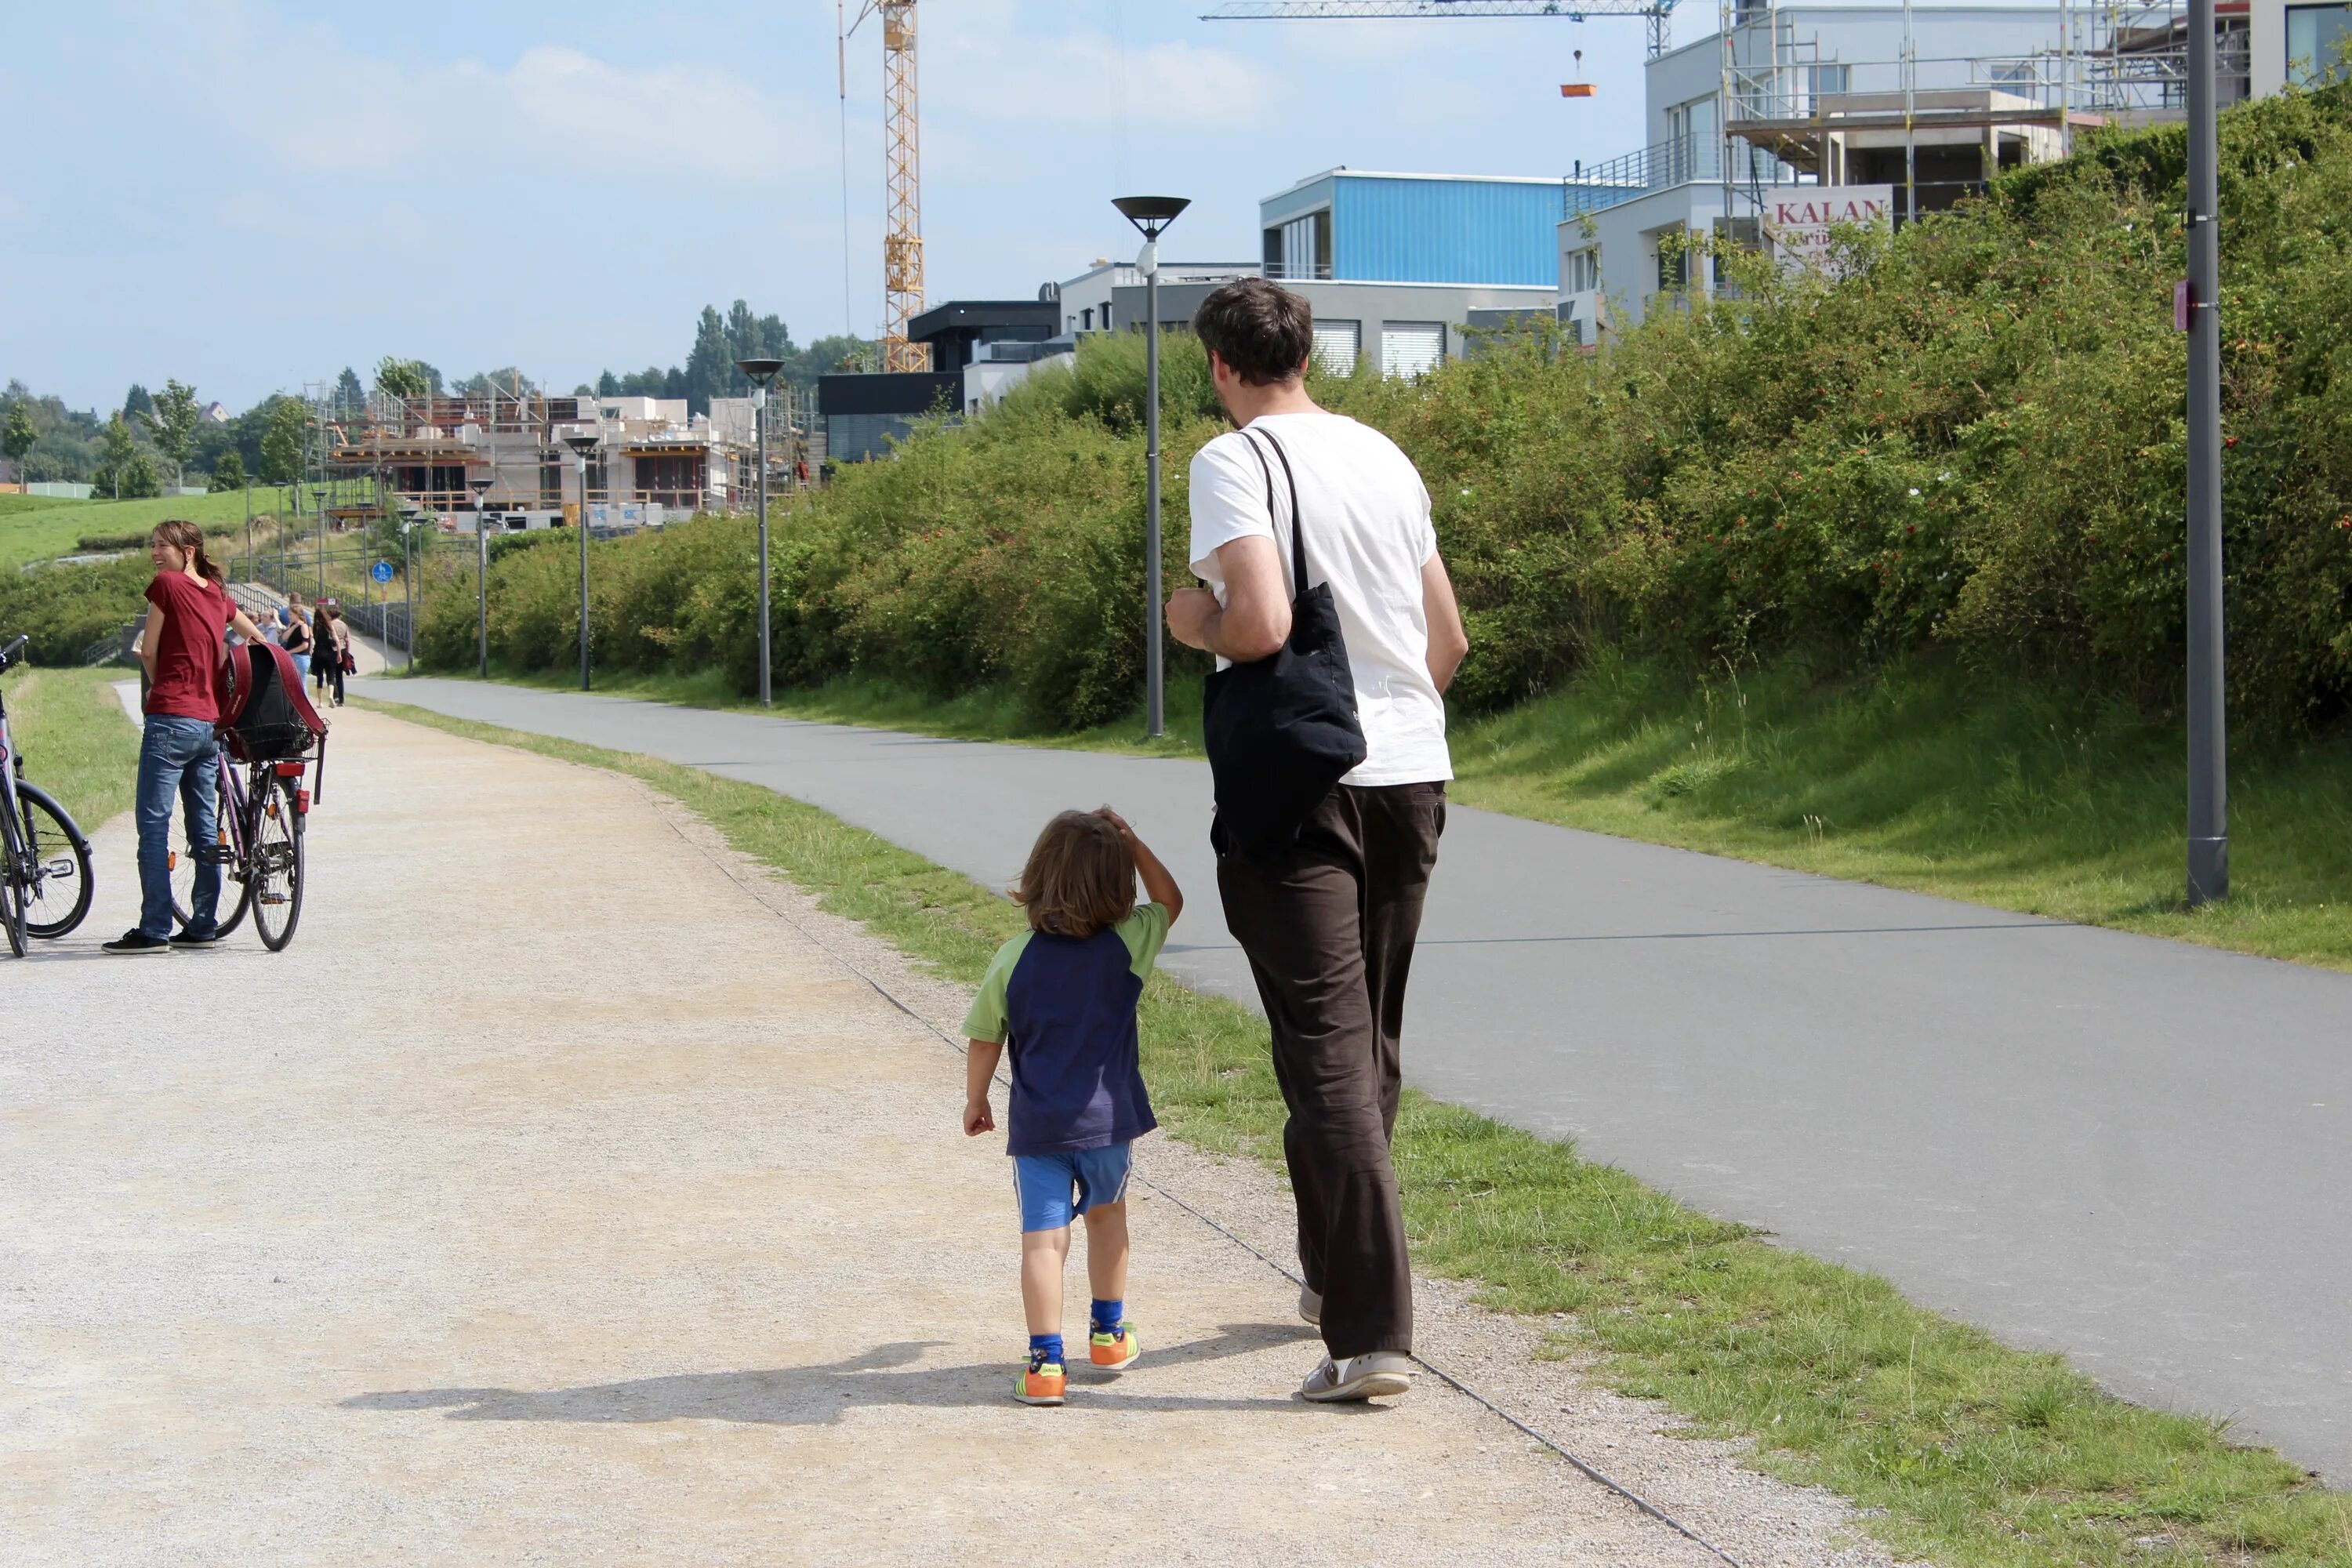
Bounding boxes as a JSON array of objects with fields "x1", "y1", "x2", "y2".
[{"x1": 1560, "y1": 0, "x2": 2262, "y2": 335}]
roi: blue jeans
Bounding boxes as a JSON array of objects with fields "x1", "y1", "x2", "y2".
[{"x1": 136, "y1": 716, "x2": 220, "y2": 938}]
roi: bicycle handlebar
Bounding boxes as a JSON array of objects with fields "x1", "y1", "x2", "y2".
[{"x1": 0, "y1": 634, "x2": 27, "y2": 672}]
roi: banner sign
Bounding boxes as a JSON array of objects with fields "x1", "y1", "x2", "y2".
[{"x1": 1762, "y1": 186, "x2": 1894, "y2": 270}]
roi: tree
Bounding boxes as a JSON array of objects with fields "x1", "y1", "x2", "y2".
[
  {"x1": 3, "y1": 402, "x2": 34, "y2": 477},
  {"x1": 122, "y1": 383, "x2": 154, "y2": 422},
  {"x1": 94, "y1": 414, "x2": 160, "y2": 499},
  {"x1": 375, "y1": 356, "x2": 430, "y2": 403},
  {"x1": 144, "y1": 378, "x2": 202, "y2": 488},
  {"x1": 212, "y1": 450, "x2": 245, "y2": 494},
  {"x1": 334, "y1": 366, "x2": 365, "y2": 413},
  {"x1": 259, "y1": 396, "x2": 307, "y2": 512}
]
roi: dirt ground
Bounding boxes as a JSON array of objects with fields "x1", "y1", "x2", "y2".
[{"x1": 0, "y1": 706, "x2": 1909, "y2": 1566}]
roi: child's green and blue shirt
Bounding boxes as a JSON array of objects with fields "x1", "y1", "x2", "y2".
[{"x1": 963, "y1": 902, "x2": 1170, "y2": 1158}]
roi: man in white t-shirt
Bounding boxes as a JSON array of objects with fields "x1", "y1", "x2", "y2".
[{"x1": 1166, "y1": 278, "x2": 1469, "y2": 1405}]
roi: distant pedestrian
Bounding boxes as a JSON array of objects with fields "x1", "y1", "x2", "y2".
[
  {"x1": 278, "y1": 593, "x2": 313, "y2": 684},
  {"x1": 104, "y1": 521, "x2": 270, "y2": 954},
  {"x1": 1166, "y1": 278, "x2": 1469, "y2": 1403},
  {"x1": 321, "y1": 603, "x2": 350, "y2": 706},
  {"x1": 963, "y1": 807, "x2": 1182, "y2": 1406},
  {"x1": 311, "y1": 603, "x2": 335, "y2": 696}
]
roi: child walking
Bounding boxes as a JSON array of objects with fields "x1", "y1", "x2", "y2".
[{"x1": 964, "y1": 807, "x2": 1182, "y2": 1406}]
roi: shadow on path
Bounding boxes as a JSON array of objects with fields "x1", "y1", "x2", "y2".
[{"x1": 341, "y1": 1323, "x2": 1354, "y2": 1428}]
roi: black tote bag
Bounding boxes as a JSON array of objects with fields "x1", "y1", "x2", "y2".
[{"x1": 1201, "y1": 428, "x2": 1367, "y2": 858}]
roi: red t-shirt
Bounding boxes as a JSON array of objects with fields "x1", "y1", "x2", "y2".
[{"x1": 143, "y1": 572, "x2": 233, "y2": 721}]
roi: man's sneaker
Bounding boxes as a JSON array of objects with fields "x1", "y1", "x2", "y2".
[
  {"x1": 169, "y1": 926, "x2": 222, "y2": 948},
  {"x1": 1299, "y1": 1351, "x2": 1416, "y2": 1403},
  {"x1": 101, "y1": 930, "x2": 172, "y2": 955},
  {"x1": 1089, "y1": 1322, "x2": 1140, "y2": 1371},
  {"x1": 1298, "y1": 1287, "x2": 1322, "y2": 1327},
  {"x1": 1014, "y1": 1360, "x2": 1066, "y2": 1406}
]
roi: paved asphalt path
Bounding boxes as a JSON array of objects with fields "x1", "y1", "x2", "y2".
[{"x1": 365, "y1": 677, "x2": 2352, "y2": 1483}]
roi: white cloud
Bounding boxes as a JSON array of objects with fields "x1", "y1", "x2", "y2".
[{"x1": 169, "y1": 13, "x2": 829, "y2": 187}]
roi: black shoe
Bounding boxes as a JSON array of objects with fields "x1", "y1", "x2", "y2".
[
  {"x1": 102, "y1": 929, "x2": 173, "y2": 954},
  {"x1": 170, "y1": 926, "x2": 223, "y2": 948}
]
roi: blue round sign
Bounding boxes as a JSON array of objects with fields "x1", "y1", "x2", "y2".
[{"x1": 371, "y1": 561, "x2": 394, "y2": 584}]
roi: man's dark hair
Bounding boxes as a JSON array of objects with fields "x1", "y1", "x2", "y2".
[{"x1": 1192, "y1": 278, "x2": 1313, "y2": 386}]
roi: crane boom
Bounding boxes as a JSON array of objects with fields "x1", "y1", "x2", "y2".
[{"x1": 1203, "y1": 0, "x2": 1678, "y2": 56}]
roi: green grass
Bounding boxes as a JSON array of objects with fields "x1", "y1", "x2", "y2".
[
  {"x1": 7, "y1": 664, "x2": 141, "y2": 830},
  {"x1": 1444, "y1": 655, "x2": 2352, "y2": 974},
  {"x1": 0, "y1": 489, "x2": 272, "y2": 571},
  {"x1": 360, "y1": 691, "x2": 2351, "y2": 1568}
]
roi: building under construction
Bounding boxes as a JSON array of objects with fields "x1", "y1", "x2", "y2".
[{"x1": 313, "y1": 376, "x2": 804, "y2": 535}]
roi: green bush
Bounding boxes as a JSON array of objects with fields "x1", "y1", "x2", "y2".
[
  {"x1": 0, "y1": 557, "x2": 151, "y2": 665},
  {"x1": 429, "y1": 82, "x2": 2352, "y2": 733}
]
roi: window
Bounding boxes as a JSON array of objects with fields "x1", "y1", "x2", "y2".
[
  {"x1": 1082, "y1": 307, "x2": 1094, "y2": 331},
  {"x1": 1102, "y1": 302, "x2": 1112, "y2": 330},
  {"x1": 1312, "y1": 321, "x2": 1359, "y2": 376},
  {"x1": 2288, "y1": 2, "x2": 2352, "y2": 84},
  {"x1": 1809, "y1": 64, "x2": 1849, "y2": 100},
  {"x1": 1566, "y1": 249, "x2": 1599, "y2": 293},
  {"x1": 1276, "y1": 209, "x2": 1334, "y2": 280},
  {"x1": 1381, "y1": 323, "x2": 1446, "y2": 380}
]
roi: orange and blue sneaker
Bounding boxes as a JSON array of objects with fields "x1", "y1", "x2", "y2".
[
  {"x1": 1090, "y1": 1320, "x2": 1140, "y2": 1372},
  {"x1": 1015, "y1": 1356, "x2": 1066, "y2": 1406}
]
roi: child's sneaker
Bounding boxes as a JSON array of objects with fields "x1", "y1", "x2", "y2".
[
  {"x1": 1015, "y1": 1359, "x2": 1066, "y2": 1406},
  {"x1": 1089, "y1": 1321, "x2": 1140, "y2": 1371}
]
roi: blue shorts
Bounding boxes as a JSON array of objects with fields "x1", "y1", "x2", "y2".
[{"x1": 1013, "y1": 1143, "x2": 1133, "y2": 1233}]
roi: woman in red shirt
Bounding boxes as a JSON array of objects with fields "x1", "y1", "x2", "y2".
[{"x1": 104, "y1": 521, "x2": 269, "y2": 954}]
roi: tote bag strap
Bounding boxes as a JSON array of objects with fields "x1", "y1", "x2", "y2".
[{"x1": 1240, "y1": 426, "x2": 1309, "y2": 597}]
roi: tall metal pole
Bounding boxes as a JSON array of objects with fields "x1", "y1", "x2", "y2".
[
  {"x1": 1143, "y1": 252, "x2": 1165, "y2": 739},
  {"x1": 2185, "y1": 0, "x2": 2229, "y2": 905},
  {"x1": 477, "y1": 506, "x2": 488, "y2": 680},
  {"x1": 578, "y1": 456, "x2": 591, "y2": 691},
  {"x1": 757, "y1": 387, "x2": 773, "y2": 706},
  {"x1": 404, "y1": 525, "x2": 415, "y2": 672}
]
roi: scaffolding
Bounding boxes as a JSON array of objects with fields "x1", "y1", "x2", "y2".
[{"x1": 1709, "y1": 0, "x2": 2245, "y2": 230}]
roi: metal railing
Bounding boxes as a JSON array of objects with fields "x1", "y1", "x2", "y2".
[
  {"x1": 1563, "y1": 135, "x2": 1724, "y2": 216},
  {"x1": 82, "y1": 621, "x2": 141, "y2": 668}
]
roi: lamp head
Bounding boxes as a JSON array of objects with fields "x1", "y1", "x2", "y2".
[
  {"x1": 734, "y1": 357, "x2": 786, "y2": 387},
  {"x1": 466, "y1": 475, "x2": 493, "y2": 499},
  {"x1": 1112, "y1": 195, "x2": 1189, "y2": 241},
  {"x1": 564, "y1": 431, "x2": 600, "y2": 456}
]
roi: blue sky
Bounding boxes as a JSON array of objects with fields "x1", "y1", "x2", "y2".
[{"x1": 0, "y1": 0, "x2": 1652, "y2": 412}]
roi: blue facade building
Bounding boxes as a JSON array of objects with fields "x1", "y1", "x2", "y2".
[{"x1": 1255, "y1": 170, "x2": 1566, "y2": 378}]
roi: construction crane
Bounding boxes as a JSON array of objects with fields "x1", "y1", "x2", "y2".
[
  {"x1": 841, "y1": 0, "x2": 928, "y2": 372},
  {"x1": 1203, "y1": 0, "x2": 1682, "y2": 60}
]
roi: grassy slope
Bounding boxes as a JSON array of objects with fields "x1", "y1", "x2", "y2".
[
  {"x1": 408, "y1": 655, "x2": 2352, "y2": 974},
  {"x1": 0, "y1": 489, "x2": 264, "y2": 570},
  {"x1": 361, "y1": 692, "x2": 2349, "y2": 1568},
  {"x1": 8, "y1": 665, "x2": 142, "y2": 830}
]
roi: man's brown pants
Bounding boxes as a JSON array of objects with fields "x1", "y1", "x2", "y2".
[{"x1": 1215, "y1": 782, "x2": 1445, "y2": 1359}]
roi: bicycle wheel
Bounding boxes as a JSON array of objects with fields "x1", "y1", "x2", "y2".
[
  {"x1": 167, "y1": 809, "x2": 198, "y2": 927},
  {"x1": 0, "y1": 799, "x2": 27, "y2": 958},
  {"x1": 17, "y1": 785, "x2": 93, "y2": 940},
  {"x1": 249, "y1": 774, "x2": 304, "y2": 952}
]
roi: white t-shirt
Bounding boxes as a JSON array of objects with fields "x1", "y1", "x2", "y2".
[{"x1": 1187, "y1": 411, "x2": 1452, "y2": 787}]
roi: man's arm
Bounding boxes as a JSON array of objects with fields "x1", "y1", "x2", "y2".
[
  {"x1": 1421, "y1": 553, "x2": 1469, "y2": 695},
  {"x1": 1165, "y1": 535, "x2": 1290, "y2": 663}
]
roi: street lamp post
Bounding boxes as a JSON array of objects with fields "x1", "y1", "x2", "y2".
[
  {"x1": 1112, "y1": 196, "x2": 1190, "y2": 739},
  {"x1": 467, "y1": 474, "x2": 493, "y2": 678},
  {"x1": 397, "y1": 501, "x2": 423, "y2": 673},
  {"x1": 313, "y1": 482, "x2": 332, "y2": 605},
  {"x1": 734, "y1": 357, "x2": 786, "y2": 706},
  {"x1": 2185, "y1": 0, "x2": 2228, "y2": 905},
  {"x1": 566, "y1": 431, "x2": 600, "y2": 692}
]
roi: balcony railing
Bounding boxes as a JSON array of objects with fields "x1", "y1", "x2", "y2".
[
  {"x1": 1261, "y1": 261, "x2": 1334, "y2": 281},
  {"x1": 1563, "y1": 135, "x2": 1723, "y2": 218}
]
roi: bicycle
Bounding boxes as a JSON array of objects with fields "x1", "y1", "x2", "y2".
[
  {"x1": 0, "y1": 633, "x2": 98, "y2": 956},
  {"x1": 165, "y1": 743, "x2": 309, "y2": 952}
]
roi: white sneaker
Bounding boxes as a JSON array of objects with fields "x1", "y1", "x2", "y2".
[{"x1": 1298, "y1": 1351, "x2": 1414, "y2": 1403}]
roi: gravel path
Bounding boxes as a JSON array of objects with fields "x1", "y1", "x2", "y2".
[{"x1": 2, "y1": 707, "x2": 1909, "y2": 1566}]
